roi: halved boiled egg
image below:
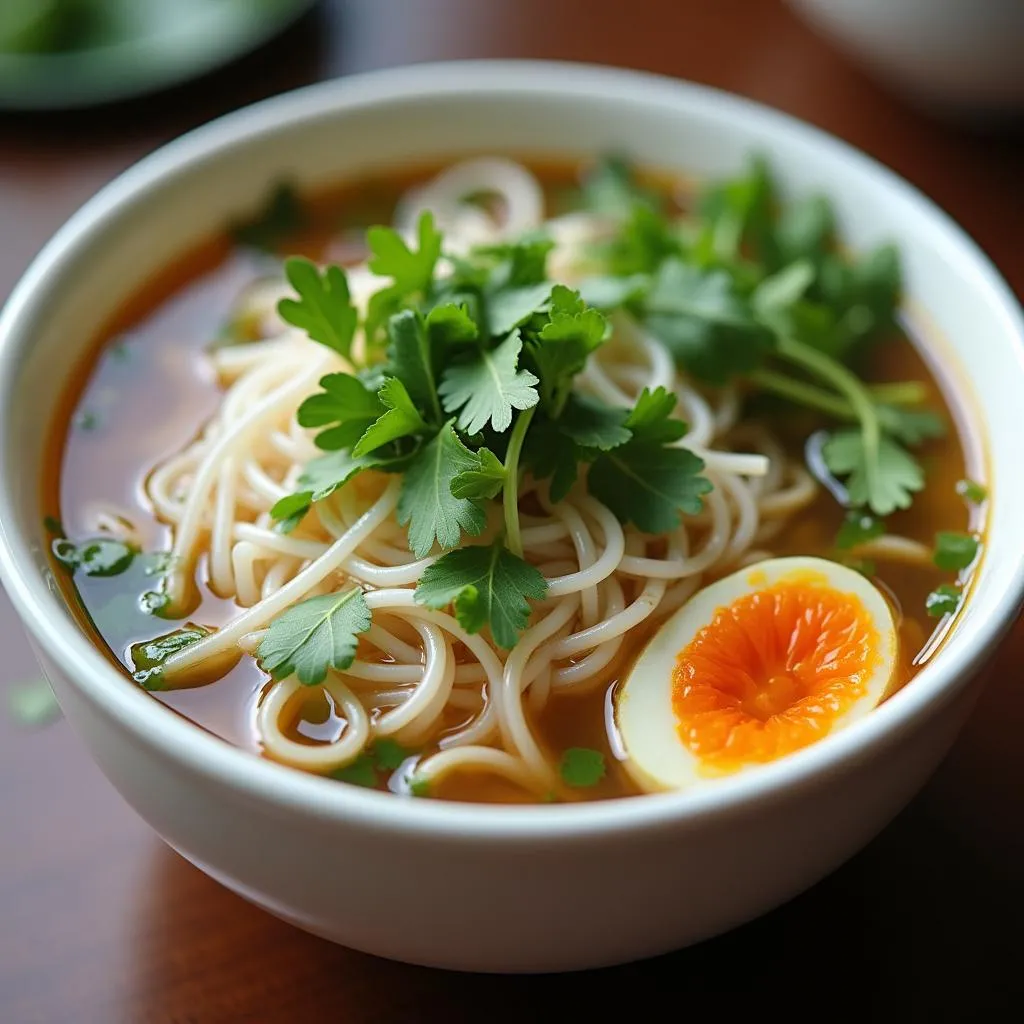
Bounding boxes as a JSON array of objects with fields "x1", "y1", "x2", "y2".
[{"x1": 616, "y1": 556, "x2": 898, "y2": 793}]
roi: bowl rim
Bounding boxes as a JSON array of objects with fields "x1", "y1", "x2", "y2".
[{"x1": 2, "y1": 58, "x2": 1023, "y2": 841}]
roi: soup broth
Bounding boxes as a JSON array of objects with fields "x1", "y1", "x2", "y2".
[{"x1": 47, "y1": 157, "x2": 983, "y2": 804}]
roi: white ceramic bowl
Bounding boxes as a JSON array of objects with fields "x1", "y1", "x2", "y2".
[{"x1": 1, "y1": 61, "x2": 1023, "y2": 974}]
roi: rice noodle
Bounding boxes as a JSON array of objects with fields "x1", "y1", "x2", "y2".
[{"x1": 144, "y1": 158, "x2": 815, "y2": 796}]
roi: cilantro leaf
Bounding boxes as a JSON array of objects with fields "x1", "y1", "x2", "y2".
[
  {"x1": 577, "y1": 273, "x2": 649, "y2": 310},
  {"x1": 623, "y1": 386, "x2": 687, "y2": 444},
  {"x1": 367, "y1": 211, "x2": 442, "y2": 295},
  {"x1": 559, "y1": 394, "x2": 631, "y2": 450},
  {"x1": 697, "y1": 155, "x2": 776, "y2": 264},
  {"x1": 415, "y1": 539, "x2": 548, "y2": 648},
  {"x1": 438, "y1": 331, "x2": 540, "y2": 434},
  {"x1": 933, "y1": 532, "x2": 979, "y2": 572},
  {"x1": 876, "y1": 405, "x2": 946, "y2": 446},
  {"x1": 398, "y1": 424, "x2": 487, "y2": 557},
  {"x1": 352, "y1": 377, "x2": 426, "y2": 457},
  {"x1": 277, "y1": 258, "x2": 358, "y2": 362},
  {"x1": 605, "y1": 203, "x2": 681, "y2": 276},
  {"x1": 387, "y1": 309, "x2": 443, "y2": 423},
  {"x1": 271, "y1": 492, "x2": 314, "y2": 535},
  {"x1": 642, "y1": 259, "x2": 773, "y2": 384},
  {"x1": 926, "y1": 584, "x2": 962, "y2": 619},
  {"x1": 257, "y1": 589, "x2": 371, "y2": 686},
  {"x1": 774, "y1": 195, "x2": 835, "y2": 266},
  {"x1": 559, "y1": 747, "x2": 606, "y2": 788},
  {"x1": 487, "y1": 282, "x2": 553, "y2": 337},
  {"x1": 426, "y1": 302, "x2": 479, "y2": 344},
  {"x1": 231, "y1": 182, "x2": 306, "y2": 252},
  {"x1": 450, "y1": 446, "x2": 506, "y2": 500},
  {"x1": 525, "y1": 419, "x2": 580, "y2": 503},
  {"x1": 836, "y1": 510, "x2": 885, "y2": 550},
  {"x1": 822, "y1": 430, "x2": 924, "y2": 517},
  {"x1": 478, "y1": 236, "x2": 555, "y2": 288},
  {"x1": 271, "y1": 448, "x2": 395, "y2": 531},
  {"x1": 588, "y1": 443, "x2": 711, "y2": 533},
  {"x1": 581, "y1": 154, "x2": 660, "y2": 216},
  {"x1": 297, "y1": 373, "x2": 383, "y2": 451}
]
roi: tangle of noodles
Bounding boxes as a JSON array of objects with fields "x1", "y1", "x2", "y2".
[{"x1": 146, "y1": 157, "x2": 835, "y2": 798}]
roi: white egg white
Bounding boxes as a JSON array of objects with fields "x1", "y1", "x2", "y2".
[{"x1": 616, "y1": 556, "x2": 898, "y2": 793}]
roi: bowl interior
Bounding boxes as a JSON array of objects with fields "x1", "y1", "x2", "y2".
[{"x1": 2, "y1": 62, "x2": 1022, "y2": 826}]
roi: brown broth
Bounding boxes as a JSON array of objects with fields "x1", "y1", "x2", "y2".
[{"x1": 45, "y1": 160, "x2": 983, "y2": 804}]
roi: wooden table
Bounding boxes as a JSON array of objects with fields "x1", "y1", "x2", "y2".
[{"x1": 2, "y1": 2, "x2": 1023, "y2": 1019}]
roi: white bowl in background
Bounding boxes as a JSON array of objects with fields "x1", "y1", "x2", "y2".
[
  {"x1": 1, "y1": 61, "x2": 1023, "y2": 973},
  {"x1": 786, "y1": 0, "x2": 1024, "y2": 113}
]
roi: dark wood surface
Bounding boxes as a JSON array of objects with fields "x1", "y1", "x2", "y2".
[{"x1": 2, "y1": 2, "x2": 1023, "y2": 1020}]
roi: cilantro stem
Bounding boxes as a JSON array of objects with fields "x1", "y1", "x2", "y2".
[
  {"x1": 748, "y1": 369, "x2": 851, "y2": 420},
  {"x1": 774, "y1": 335, "x2": 882, "y2": 495},
  {"x1": 503, "y1": 407, "x2": 535, "y2": 558},
  {"x1": 868, "y1": 381, "x2": 928, "y2": 406}
]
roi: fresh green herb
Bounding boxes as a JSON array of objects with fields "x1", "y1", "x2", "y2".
[
  {"x1": 352, "y1": 377, "x2": 426, "y2": 456},
  {"x1": 51, "y1": 536, "x2": 136, "y2": 578},
  {"x1": 449, "y1": 447, "x2": 506, "y2": 500},
  {"x1": 587, "y1": 388, "x2": 711, "y2": 533},
  {"x1": 415, "y1": 539, "x2": 549, "y2": 648},
  {"x1": 956, "y1": 478, "x2": 987, "y2": 504},
  {"x1": 332, "y1": 740, "x2": 412, "y2": 787},
  {"x1": 822, "y1": 430, "x2": 923, "y2": 517},
  {"x1": 836, "y1": 510, "x2": 885, "y2": 550},
  {"x1": 559, "y1": 747, "x2": 606, "y2": 788},
  {"x1": 131, "y1": 626, "x2": 210, "y2": 689},
  {"x1": 372, "y1": 739, "x2": 411, "y2": 771},
  {"x1": 926, "y1": 584, "x2": 962, "y2": 618},
  {"x1": 277, "y1": 258, "x2": 358, "y2": 362},
  {"x1": 232, "y1": 182, "x2": 306, "y2": 253},
  {"x1": 581, "y1": 153, "x2": 660, "y2": 216},
  {"x1": 297, "y1": 373, "x2": 383, "y2": 451},
  {"x1": 73, "y1": 410, "x2": 99, "y2": 431},
  {"x1": 933, "y1": 532, "x2": 979, "y2": 572},
  {"x1": 398, "y1": 424, "x2": 488, "y2": 557},
  {"x1": 409, "y1": 776, "x2": 432, "y2": 797},
  {"x1": 439, "y1": 330, "x2": 540, "y2": 434},
  {"x1": 365, "y1": 213, "x2": 443, "y2": 342},
  {"x1": 333, "y1": 754, "x2": 377, "y2": 788},
  {"x1": 7, "y1": 678, "x2": 61, "y2": 727},
  {"x1": 641, "y1": 260, "x2": 773, "y2": 385},
  {"x1": 257, "y1": 589, "x2": 371, "y2": 686}
]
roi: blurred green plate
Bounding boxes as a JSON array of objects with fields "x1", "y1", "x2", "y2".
[{"x1": 0, "y1": 0, "x2": 319, "y2": 111}]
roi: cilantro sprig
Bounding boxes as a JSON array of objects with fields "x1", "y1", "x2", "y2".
[{"x1": 266, "y1": 218, "x2": 712, "y2": 657}]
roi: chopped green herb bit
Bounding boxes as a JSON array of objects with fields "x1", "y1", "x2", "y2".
[
  {"x1": 926, "y1": 584, "x2": 962, "y2": 619},
  {"x1": 7, "y1": 678, "x2": 61, "y2": 728},
  {"x1": 559, "y1": 747, "x2": 606, "y2": 788},
  {"x1": 836, "y1": 510, "x2": 885, "y2": 550},
  {"x1": 74, "y1": 410, "x2": 99, "y2": 431},
  {"x1": 52, "y1": 536, "x2": 136, "y2": 577},
  {"x1": 131, "y1": 625, "x2": 211, "y2": 689},
  {"x1": 257, "y1": 589, "x2": 371, "y2": 685},
  {"x1": 956, "y1": 478, "x2": 987, "y2": 505},
  {"x1": 409, "y1": 775, "x2": 432, "y2": 797},
  {"x1": 332, "y1": 754, "x2": 377, "y2": 788},
  {"x1": 372, "y1": 739, "x2": 410, "y2": 771},
  {"x1": 42, "y1": 516, "x2": 63, "y2": 535},
  {"x1": 933, "y1": 532, "x2": 979, "y2": 572}
]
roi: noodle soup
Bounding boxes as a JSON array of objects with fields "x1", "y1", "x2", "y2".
[{"x1": 47, "y1": 156, "x2": 983, "y2": 804}]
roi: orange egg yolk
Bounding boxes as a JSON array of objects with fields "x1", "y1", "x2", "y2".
[{"x1": 671, "y1": 580, "x2": 881, "y2": 773}]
